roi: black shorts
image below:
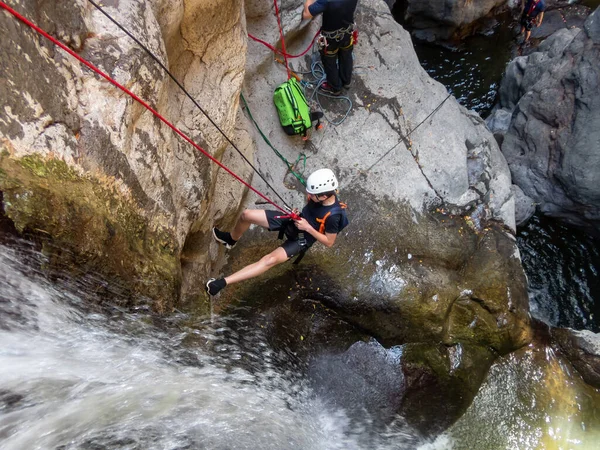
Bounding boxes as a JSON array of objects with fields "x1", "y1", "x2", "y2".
[
  {"x1": 521, "y1": 15, "x2": 534, "y2": 31},
  {"x1": 265, "y1": 210, "x2": 311, "y2": 258}
]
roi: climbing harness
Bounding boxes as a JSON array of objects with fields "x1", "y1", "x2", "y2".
[
  {"x1": 0, "y1": 0, "x2": 300, "y2": 220},
  {"x1": 318, "y1": 23, "x2": 357, "y2": 56},
  {"x1": 320, "y1": 23, "x2": 355, "y2": 43},
  {"x1": 84, "y1": 0, "x2": 294, "y2": 213},
  {"x1": 316, "y1": 203, "x2": 349, "y2": 234},
  {"x1": 275, "y1": 201, "x2": 349, "y2": 265}
]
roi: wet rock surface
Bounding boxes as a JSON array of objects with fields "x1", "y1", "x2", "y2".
[
  {"x1": 216, "y1": 193, "x2": 531, "y2": 431},
  {"x1": 201, "y1": 0, "x2": 535, "y2": 432},
  {"x1": 552, "y1": 327, "x2": 600, "y2": 389}
]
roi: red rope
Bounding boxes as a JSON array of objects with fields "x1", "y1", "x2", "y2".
[
  {"x1": 272, "y1": 0, "x2": 291, "y2": 79},
  {"x1": 0, "y1": 1, "x2": 295, "y2": 218},
  {"x1": 248, "y1": 29, "x2": 320, "y2": 59}
]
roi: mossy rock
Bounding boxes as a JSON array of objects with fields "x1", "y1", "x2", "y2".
[
  {"x1": 220, "y1": 191, "x2": 530, "y2": 353},
  {"x1": 211, "y1": 191, "x2": 530, "y2": 433},
  {"x1": 0, "y1": 153, "x2": 181, "y2": 312}
]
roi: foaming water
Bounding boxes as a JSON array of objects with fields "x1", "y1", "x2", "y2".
[{"x1": 0, "y1": 241, "x2": 425, "y2": 450}]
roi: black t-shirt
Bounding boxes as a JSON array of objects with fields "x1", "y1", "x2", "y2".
[
  {"x1": 308, "y1": 0, "x2": 358, "y2": 32},
  {"x1": 523, "y1": 0, "x2": 545, "y2": 18},
  {"x1": 301, "y1": 197, "x2": 344, "y2": 245}
]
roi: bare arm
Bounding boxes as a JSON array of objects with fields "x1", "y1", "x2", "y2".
[
  {"x1": 302, "y1": 0, "x2": 317, "y2": 20},
  {"x1": 536, "y1": 11, "x2": 544, "y2": 26}
]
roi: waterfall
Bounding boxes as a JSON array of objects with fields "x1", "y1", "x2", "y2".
[{"x1": 0, "y1": 240, "x2": 427, "y2": 449}]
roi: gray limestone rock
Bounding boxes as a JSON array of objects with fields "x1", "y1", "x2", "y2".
[
  {"x1": 486, "y1": 108, "x2": 513, "y2": 135},
  {"x1": 244, "y1": 0, "x2": 517, "y2": 232},
  {"x1": 497, "y1": 8, "x2": 600, "y2": 232},
  {"x1": 237, "y1": 0, "x2": 528, "y2": 349},
  {"x1": 309, "y1": 339, "x2": 495, "y2": 435},
  {"x1": 215, "y1": 0, "x2": 531, "y2": 431}
]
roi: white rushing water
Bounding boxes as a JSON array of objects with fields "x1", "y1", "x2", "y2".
[
  {"x1": 0, "y1": 241, "x2": 436, "y2": 450},
  {"x1": 4, "y1": 239, "x2": 597, "y2": 449}
]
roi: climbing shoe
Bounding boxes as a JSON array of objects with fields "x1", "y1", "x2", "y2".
[
  {"x1": 206, "y1": 277, "x2": 227, "y2": 296},
  {"x1": 319, "y1": 82, "x2": 341, "y2": 96},
  {"x1": 213, "y1": 227, "x2": 237, "y2": 249}
]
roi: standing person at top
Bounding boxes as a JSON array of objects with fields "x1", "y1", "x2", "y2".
[
  {"x1": 205, "y1": 169, "x2": 349, "y2": 296},
  {"x1": 302, "y1": 0, "x2": 359, "y2": 96},
  {"x1": 519, "y1": 0, "x2": 546, "y2": 43}
]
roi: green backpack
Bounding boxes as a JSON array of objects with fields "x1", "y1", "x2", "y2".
[{"x1": 273, "y1": 78, "x2": 322, "y2": 138}]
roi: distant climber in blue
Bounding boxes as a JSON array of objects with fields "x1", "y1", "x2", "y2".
[
  {"x1": 520, "y1": 0, "x2": 546, "y2": 43},
  {"x1": 302, "y1": 0, "x2": 359, "y2": 96}
]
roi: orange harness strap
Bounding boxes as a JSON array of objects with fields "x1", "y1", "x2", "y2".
[
  {"x1": 316, "y1": 212, "x2": 332, "y2": 234},
  {"x1": 316, "y1": 202, "x2": 347, "y2": 234}
]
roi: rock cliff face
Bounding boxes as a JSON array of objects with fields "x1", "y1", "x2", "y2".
[
  {"x1": 0, "y1": 0, "x2": 254, "y2": 310},
  {"x1": 488, "y1": 8, "x2": 600, "y2": 232}
]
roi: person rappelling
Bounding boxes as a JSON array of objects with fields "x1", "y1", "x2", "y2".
[
  {"x1": 302, "y1": 0, "x2": 359, "y2": 96},
  {"x1": 205, "y1": 169, "x2": 349, "y2": 296},
  {"x1": 519, "y1": 0, "x2": 546, "y2": 44}
]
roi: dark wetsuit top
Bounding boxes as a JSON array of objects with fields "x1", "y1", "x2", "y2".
[
  {"x1": 301, "y1": 197, "x2": 345, "y2": 246},
  {"x1": 308, "y1": 0, "x2": 358, "y2": 32}
]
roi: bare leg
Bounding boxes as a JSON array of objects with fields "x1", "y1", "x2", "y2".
[
  {"x1": 231, "y1": 209, "x2": 270, "y2": 241},
  {"x1": 225, "y1": 247, "x2": 289, "y2": 285},
  {"x1": 525, "y1": 30, "x2": 531, "y2": 42}
]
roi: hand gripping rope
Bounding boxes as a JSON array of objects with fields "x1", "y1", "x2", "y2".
[{"x1": 0, "y1": 1, "x2": 300, "y2": 221}]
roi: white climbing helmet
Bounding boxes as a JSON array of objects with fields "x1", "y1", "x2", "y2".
[{"x1": 305, "y1": 168, "x2": 339, "y2": 194}]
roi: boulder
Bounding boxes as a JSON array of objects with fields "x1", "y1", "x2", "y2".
[
  {"x1": 391, "y1": 0, "x2": 508, "y2": 42},
  {"x1": 309, "y1": 339, "x2": 495, "y2": 435},
  {"x1": 493, "y1": 8, "x2": 600, "y2": 232},
  {"x1": 446, "y1": 338, "x2": 600, "y2": 447},
  {"x1": 552, "y1": 327, "x2": 600, "y2": 389}
]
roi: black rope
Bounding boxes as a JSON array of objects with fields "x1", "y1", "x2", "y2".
[
  {"x1": 362, "y1": 93, "x2": 452, "y2": 174},
  {"x1": 86, "y1": 0, "x2": 293, "y2": 211}
]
